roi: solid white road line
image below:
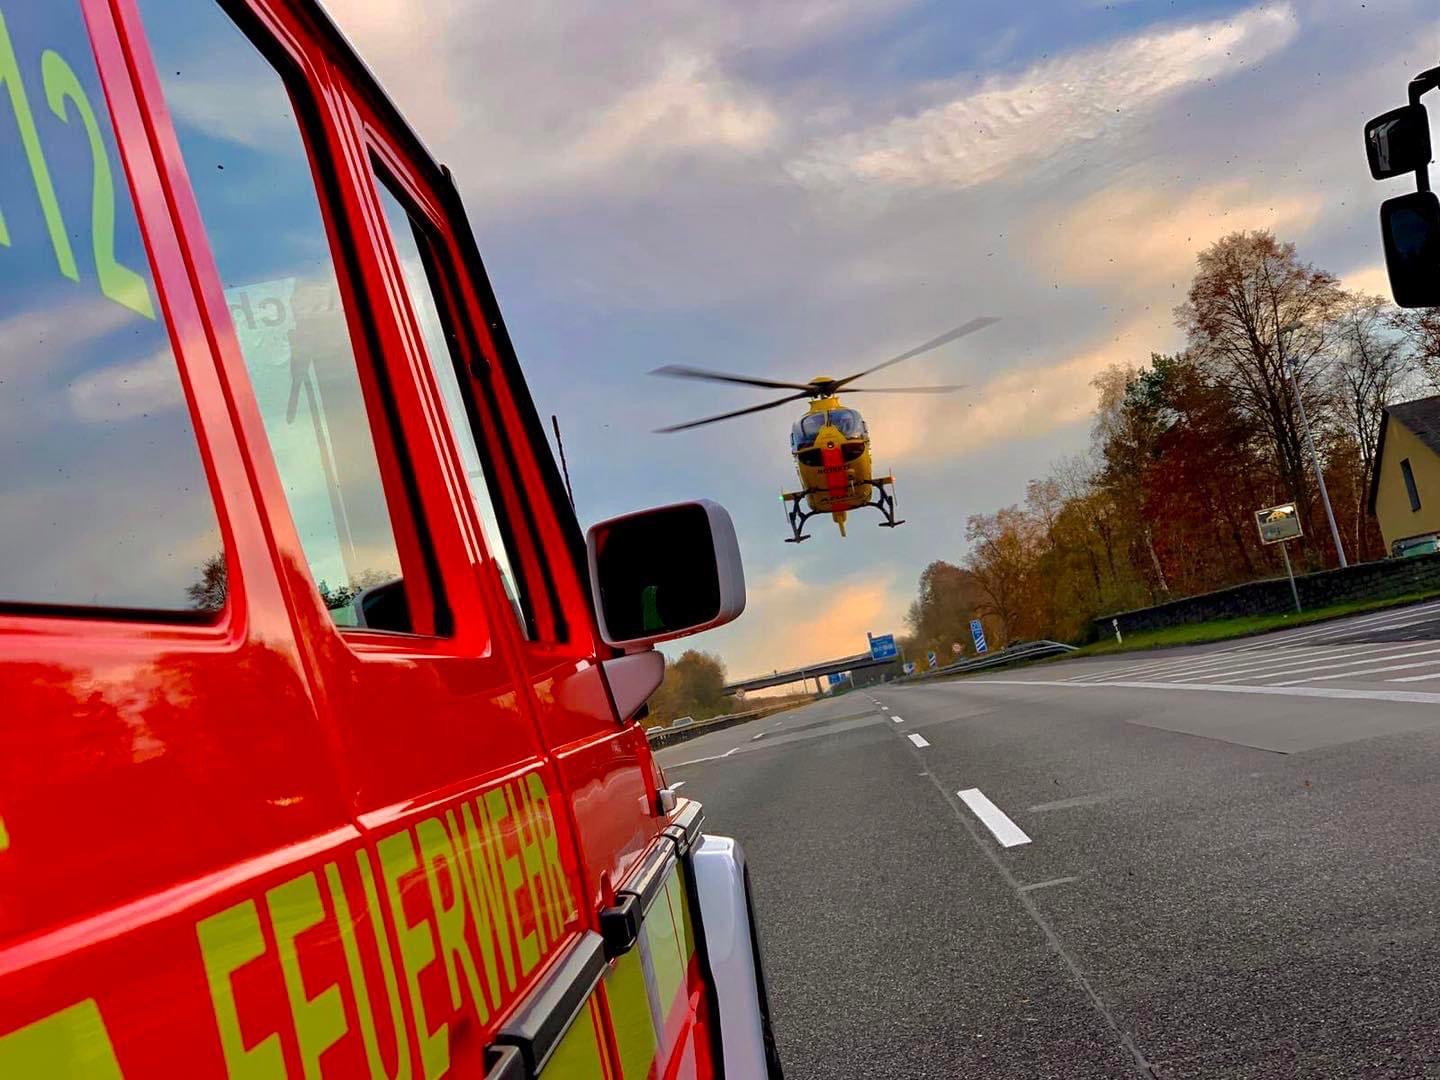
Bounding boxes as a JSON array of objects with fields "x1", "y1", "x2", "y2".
[
  {"x1": 907, "y1": 733, "x2": 930, "y2": 748},
  {"x1": 977, "y1": 678, "x2": 1440, "y2": 705},
  {"x1": 959, "y1": 788, "x2": 1032, "y2": 847},
  {"x1": 671, "y1": 781, "x2": 686, "y2": 790},
  {"x1": 669, "y1": 746, "x2": 743, "y2": 768},
  {"x1": 1389, "y1": 669, "x2": 1440, "y2": 683},
  {"x1": 1018, "y1": 876, "x2": 1078, "y2": 893},
  {"x1": 1272, "y1": 656, "x2": 1440, "y2": 685}
]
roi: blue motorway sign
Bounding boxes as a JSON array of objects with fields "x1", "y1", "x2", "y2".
[
  {"x1": 868, "y1": 633, "x2": 898, "y2": 661},
  {"x1": 903, "y1": 661, "x2": 916, "y2": 675},
  {"x1": 827, "y1": 672, "x2": 848, "y2": 687},
  {"x1": 971, "y1": 619, "x2": 988, "y2": 654}
]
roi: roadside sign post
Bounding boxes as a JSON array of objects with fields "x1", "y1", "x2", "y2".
[
  {"x1": 951, "y1": 642, "x2": 963, "y2": 655},
  {"x1": 1112, "y1": 618, "x2": 1122, "y2": 645},
  {"x1": 926, "y1": 650, "x2": 938, "y2": 670},
  {"x1": 1279, "y1": 543, "x2": 1301, "y2": 614},
  {"x1": 903, "y1": 661, "x2": 916, "y2": 675},
  {"x1": 970, "y1": 619, "x2": 988, "y2": 654},
  {"x1": 1255, "y1": 502, "x2": 1304, "y2": 614}
]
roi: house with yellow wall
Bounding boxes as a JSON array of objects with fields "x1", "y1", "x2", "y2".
[{"x1": 1370, "y1": 395, "x2": 1440, "y2": 556}]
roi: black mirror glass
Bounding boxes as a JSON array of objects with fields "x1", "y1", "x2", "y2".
[
  {"x1": 1380, "y1": 191, "x2": 1440, "y2": 307},
  {"x1": 593, "y1": 505, "x2": 721, "y2": 641},
  {"x1": 1365, "y1": 104, "x2": 1432, "y2": 179}
]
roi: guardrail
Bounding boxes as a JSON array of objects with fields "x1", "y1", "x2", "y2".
[
  {"x1": 906, "y1": 639, "x2": 1076, "y2": 679},
  {"x1": 645, "y1": 703, "x2": 795, "y2": 749}
]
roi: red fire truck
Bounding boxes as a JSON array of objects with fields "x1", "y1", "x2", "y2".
[{"x1": 0, "y1": 2, "x2": 780, "y2": 1076}]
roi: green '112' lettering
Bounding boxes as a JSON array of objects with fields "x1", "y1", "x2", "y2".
[{"x1": 0, "y1": 7, "x2": 155, "y2": 320}]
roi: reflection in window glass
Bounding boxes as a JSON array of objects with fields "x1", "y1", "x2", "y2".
[
  {"x1": 373, "y1": 175, "x2": 532, "y2": 637},
  {"x1": 139, "y1": 0, "x2": 411, "y2": 630},
  {"x1": 828, "y1": 408, "x2": 864, "y2": 438},
  {"x1": 0, "y1": 3, "x2": 223, "y2": 614}
]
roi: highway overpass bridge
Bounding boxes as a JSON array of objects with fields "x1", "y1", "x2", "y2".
[{"x1": 723, "y1": 651, "x2": 901, "y2": 695}]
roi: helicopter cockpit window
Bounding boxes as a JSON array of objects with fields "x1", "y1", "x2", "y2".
[
  {"x1": 828, "y1": 409, "x2": 865, "y2": 438},
  {"x1": 794, "y1": 413, "x2": 828, "y2": 448}
]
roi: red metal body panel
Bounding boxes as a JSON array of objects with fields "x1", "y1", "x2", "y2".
[{"x1": 0, "y1": 0, "x2": 717, "y2": 1076}]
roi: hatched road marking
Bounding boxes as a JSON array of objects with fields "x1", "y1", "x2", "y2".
[
  {"x1": 959, "y1": 788, "x2": 1032, "y2": 848},
  {"x1": 982, "y1": 678, "x2": 1440, "y2": 706}
]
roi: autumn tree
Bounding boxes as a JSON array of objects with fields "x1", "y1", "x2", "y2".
[
  {"x1": 1326, "y1": 293, "x2": 1414, "y2": 559},
  {"x1": 905, "y1": 561, "x2": 985, "y2": 659},
  {"x1": 963, "y1": 507, "x2": 1041, "y2": 644},
  {"x1": 186, "y1": 553, "x2": 228, "y2": 612},
  {"x1": 646, "y1": 650, "x2": 733, "y2": 727},
  {"x1": 1177, "y1": 230, "x2": 1344, "y2": 555},
  {"x1": 1394, "y1": 306, "x2": 1440, "y2": 389}
]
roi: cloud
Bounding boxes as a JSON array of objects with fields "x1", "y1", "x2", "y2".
[
  {"x1": 862, "y1": 313, "x2": 1172, "y2": 463},
  {"x1": 708, "y1": 563, "x2": 906, "y2": 679},
  {"x1": 68, "y1": 349, "x2": 187, "y2": 423},
  {"x1": 1038, "y1": 181, "x2": 1325, "y2": 290},
  {"x1": 569, "y1": 52, "x2": 779, "y2": 169},
  {"x1": 788, "y1": 3, "x2": 1299, "y2": 192},
  {"x1": 1341, "y1": 261, "x2": 1393, "y2": 300}
]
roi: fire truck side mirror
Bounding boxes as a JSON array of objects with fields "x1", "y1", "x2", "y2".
[
  {"x1": 1365, "y1": 103, "x2": 1432, "y2": 180},
  {"x1": 1380, "y1": 191, "x2": 1440, "y2": 307},
  {"x1": 587, "y1": 499, "x2": 746, "y2": 649}
]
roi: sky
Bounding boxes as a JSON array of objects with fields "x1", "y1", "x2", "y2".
[{"x1": 323, "y1": 0, "x2": 1440, "y2": 679}]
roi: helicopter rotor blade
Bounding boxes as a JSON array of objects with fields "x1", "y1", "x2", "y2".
[
  {"x1": 650, "y1": 364, "x2": 816, "y2": 393},
  {"x1": 654, "y1": 391, "x2": 812, "y2": 434},
  {"x1": 831, "y1": 316, "x2": 998, "y2": 392},
  {"x1": 841, "y1": 384, "x2": 968, "y2": 394}
]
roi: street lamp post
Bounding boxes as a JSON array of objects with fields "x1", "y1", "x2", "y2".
[{"x1": 1280, "y1": 323, "x2": 1348, "y2": 568}]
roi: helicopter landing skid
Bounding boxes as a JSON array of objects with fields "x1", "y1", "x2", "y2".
[{"x1": 781, "y1": 476, "x2": 904, "y2": 542}]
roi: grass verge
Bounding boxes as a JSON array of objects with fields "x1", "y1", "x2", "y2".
[{"x1": 1071, "y1": 589, "x2": 1440, "y2": 657}]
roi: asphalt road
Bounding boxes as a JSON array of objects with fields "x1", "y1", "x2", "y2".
[{"x1": 657, "y1": 599, "x2": 1440, "y2": 1079}]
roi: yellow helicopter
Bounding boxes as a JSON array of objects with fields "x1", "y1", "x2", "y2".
[{"x1": 653, "y1": 317, "x2": 998, "y2": 542}]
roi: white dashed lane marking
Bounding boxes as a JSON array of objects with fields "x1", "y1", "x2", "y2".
[
  {"x1": 907, "y1": 733, "x2": 930, "y2": 748},
  {"x1": 959, "y1": 788, "x2": 1032, "y2": 848},
  {"x1": 891, "y1": 715, "x2": 905, "y2": 723}
]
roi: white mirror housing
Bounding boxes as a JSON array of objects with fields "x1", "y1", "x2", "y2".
[{"x1": 586, "y1": 499, "x2": 746, "y2": 649}]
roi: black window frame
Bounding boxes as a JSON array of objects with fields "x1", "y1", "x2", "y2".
[
  {"x1": 1402, "y1": 457, "x2": 1423, "y2": 512},
  {"x1": 369, "y1": 161, "x2": 551, "y2": 641}
]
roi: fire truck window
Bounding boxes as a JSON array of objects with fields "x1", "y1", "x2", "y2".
[
  {"x1": 0, "y1": 3, "x2": 224, "y2": 617},
  {"x1": 138, "y1": 0, "x2": 419, "y2": 633},
  {"x1": 373, "y1": 174, "x2": 534, "y2": 638}
]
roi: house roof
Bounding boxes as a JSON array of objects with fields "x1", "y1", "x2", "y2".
[
  {"x1": 1369, "y1": 394, "x2": 1440, "y2": 514},
  {"x1": 1387, "y1": 396, "x2": 1440, "y2": 457}
]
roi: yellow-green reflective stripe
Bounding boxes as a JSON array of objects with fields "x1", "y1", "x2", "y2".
[
  {"x1": 539, "y1": 998, "x2": 608, "y2": 1077},
  {"x1": 606, "y1": 949, "x2": 657, "y2": 1079},
  {"x1": 645, "y1": 873, "x2": 686, "y2": 1028},
  {"x1": 666, "y1": 872, "x2": 696, "y2": 966},
  {"x1": 0, "y1": 1000, "x2": 125, "y2": 1079}
]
